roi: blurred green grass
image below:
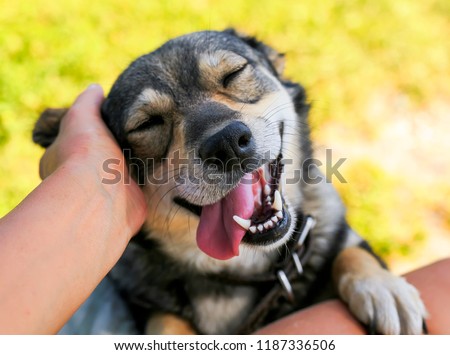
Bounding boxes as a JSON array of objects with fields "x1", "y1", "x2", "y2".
[{"x1": 1, "y1": 0, "x2": 449, "y2": 263}]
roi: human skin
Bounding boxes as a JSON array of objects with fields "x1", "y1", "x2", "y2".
[
  {"x1": 0, "y1": 85, "x2": 147, "y2": 334},
  {"x1": 256, "y1": 258, "x2": 450, "y2": 335}
]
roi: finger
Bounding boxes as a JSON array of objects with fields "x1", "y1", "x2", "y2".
[
  {"x1": 60, "y1": 84, "x2": 105, "y2": 131},
  {"x1": 72, "y1": 84, "x2": 104, "y2": 112}
]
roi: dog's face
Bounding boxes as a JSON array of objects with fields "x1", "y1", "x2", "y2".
[{"x1": 102, "y1": 30, "x2": 308, "y2": 264}]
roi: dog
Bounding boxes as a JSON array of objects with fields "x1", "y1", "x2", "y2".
[{"x1": 33, "y1": 29, "x2": 427, "y2": 335}]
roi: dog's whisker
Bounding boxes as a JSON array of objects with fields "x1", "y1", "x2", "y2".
[
  {"x1": 164, "y1": 204, "x2": 183, "y2": 236},
  {"x1": 150, "y1": 184, "x2": 184, "y2": 221},
  {"x1": 261, "y1": 103, "x2": 293, "y2": 122},
  {"x1": 263, "y1": 119, "x2": 302, "y2": 132},
  {"x1": 259, "y1": 93, "x2": 289, "y2": 117}
]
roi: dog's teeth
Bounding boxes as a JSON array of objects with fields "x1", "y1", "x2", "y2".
[
  {"x1": 275, "y1": 211, "x2": 283, "y2": 219},
  {"x1": 264, "y1": 185, "x2": 271, "y2": 196},
  {"x1": 271, "y1": 216, "x2": 278, "y2": 223},
  {"x1": 233, "y1": 215, "x2": 251, "y2": 230},
  {"x1": 257, "y1": 224, "x2": 264, "y2": 232},
  {"x1": 249, "y1": 226, "x2": 257, "y2": 234},
  {"x1": 265, "y1": 196, "x2": 272, "y2": 203},
  {"x1": 266, "y1": 221, "x2": 274, "y2": 229},
  {"x1": 273, "y1": 190, "x2": 282, "y2": 211}
]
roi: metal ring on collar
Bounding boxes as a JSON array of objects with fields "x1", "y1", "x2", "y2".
[
  {"x1": 276, "y1": 270, "x2": 295, "y2": 304},
  {"x1": 297, "y1": 215, "x2": 316, "y2": 248}
]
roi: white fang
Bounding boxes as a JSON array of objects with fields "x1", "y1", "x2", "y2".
[
  {"x1": 233, "y1": 215, "x2": 251, "y2": 230},
  {"x1": 273, "y1": 190, "x2": 282, "y2": 211}
]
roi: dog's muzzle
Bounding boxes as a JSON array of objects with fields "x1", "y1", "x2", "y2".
[
  {"x1": 175, "y1": 149, "x2": 292, "y2": 260},
  {"x1": 174, "y1": 120, "x2": 292, "y2": 260}
]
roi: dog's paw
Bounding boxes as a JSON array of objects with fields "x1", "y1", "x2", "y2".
[{"x1": 338, "y1": 270, "x2": 427, "y2": 335}]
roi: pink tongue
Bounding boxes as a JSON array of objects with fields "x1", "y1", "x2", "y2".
[{"x1": 196, "y1": 173, "x2": 255, "y2": 260}]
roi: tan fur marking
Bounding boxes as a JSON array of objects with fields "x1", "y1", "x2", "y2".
[
  {"x1": 145, "y1": 313, "x2": 196, "y2": 335},
  {"x1": 198, "y1": 50, "x2": 247, "y2": 87},
  {"x1": 125, "y1": 89, "x2": 173, "y2": 133},
  {"x1": 210, "y1": 93, "x2": 244, "y2": 109},
  {"x1": 332, "y1": 247, "x2": 381, "y2": 284}
]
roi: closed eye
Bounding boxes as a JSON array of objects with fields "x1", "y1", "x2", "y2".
[
  {"x1": 129, "y1": 115, "x2": 164, "y2": 133},
  {"x1": 222, "y1": 63, "x2": 248, "y2": 88}
]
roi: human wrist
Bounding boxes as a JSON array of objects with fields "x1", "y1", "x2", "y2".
[
  {"x1": 42, "y1": 162, "x2": 131, "y2": 273},
  {"x1": 56, "y1": 155, "x2": 147, "y2": 242}
]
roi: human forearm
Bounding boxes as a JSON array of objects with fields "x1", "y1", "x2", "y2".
[{"x1": 0, "y1": 162, "x2": 141, "y2": 334}]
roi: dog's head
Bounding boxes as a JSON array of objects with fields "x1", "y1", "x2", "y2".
[
  {"x1": 36, "y1": 30, "x2": 311, "y2": 263},
  {"x1": 102, "y1": 30, "x2": 311, "y2": 261}
]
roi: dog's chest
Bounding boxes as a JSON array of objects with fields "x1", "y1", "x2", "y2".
[
  {"x1": 112, "y1": 240, "x2": 275, "y2": 334},
  {"x1": 187, "y1": 280, "x2": 258, "y2": 334}
]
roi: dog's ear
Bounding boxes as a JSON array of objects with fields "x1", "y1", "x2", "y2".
[
  {"x1": 32, "y1": 108, "x2": 68, "y2": 148},
  {"x1": 224, "y1": 28, "x2": 285, "y2": 77}
]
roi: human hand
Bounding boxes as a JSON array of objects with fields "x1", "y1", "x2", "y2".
[
  {"x1": 38, "y1": 84, "x2": 147, "y2": 238},
  {"x1": 40, "y1": 85, "x2": 114, "y2": 178}
]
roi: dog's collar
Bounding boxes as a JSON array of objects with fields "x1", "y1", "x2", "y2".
[
  {"x1": 275, "y1": 214, "x2": 316, "y2": 301},
  {"x1": 203, "y1": 213, "x2": 316, "y2": 334},
  {"x1": 240, "y1": 214, "x2": 316, "y2": 334}
]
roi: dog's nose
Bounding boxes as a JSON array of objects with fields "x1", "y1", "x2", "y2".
[{"x1": 199, "y1": 121, "x2": 256, "y2": 172}]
